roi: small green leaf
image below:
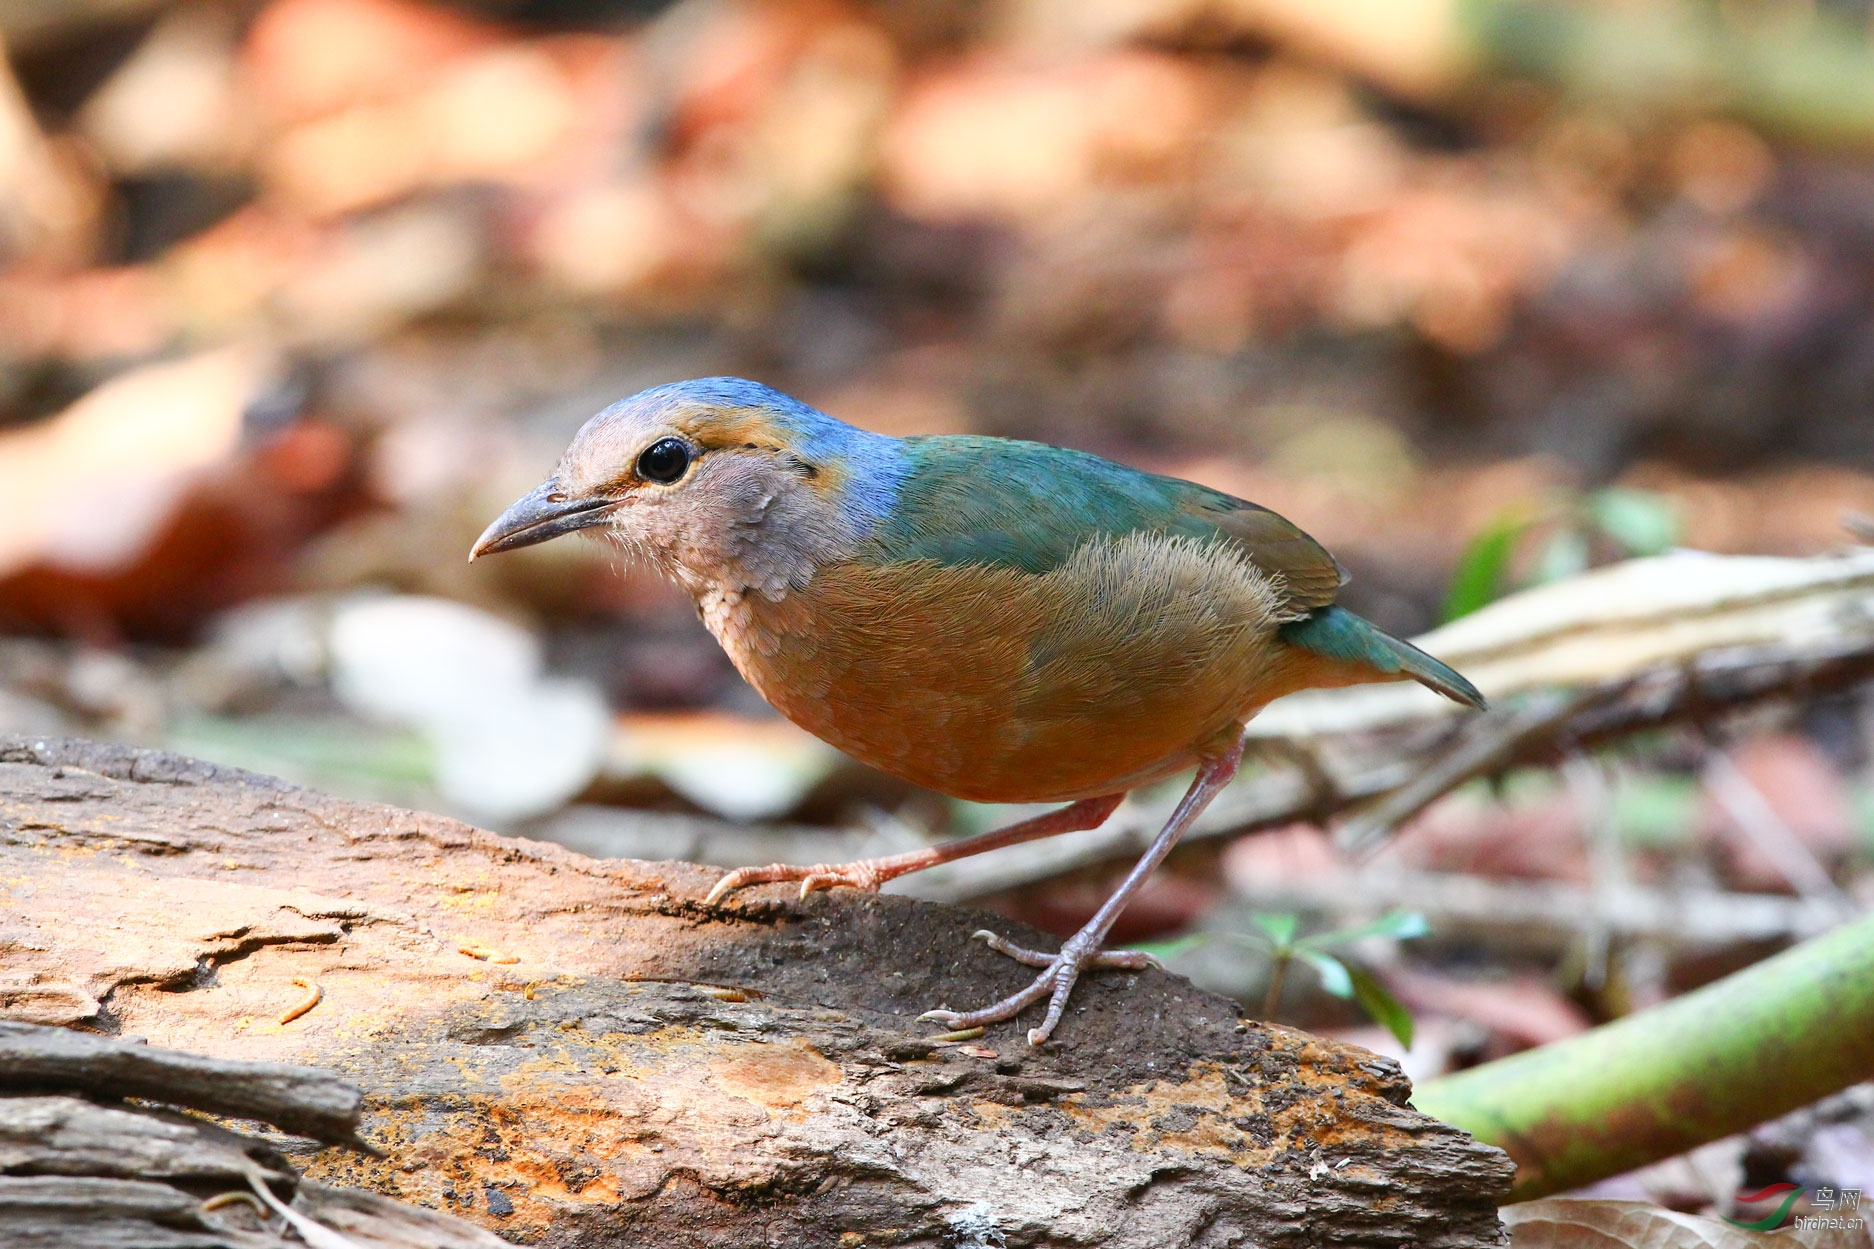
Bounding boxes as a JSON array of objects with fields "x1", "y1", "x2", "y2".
[
  {"x1": 1300, "y1": 911, "x2": 1430, "y2": 949},
  {"x1": 1298, "y1": 949, "x2": 1354, "y2": 998},
  {"x1": 1442, "y1": 510, "x2": 1531, "y2": 621},
  {"x1": 1250, "y1": 912, "x2": 1300, "y2": 950},
  {"x1": 1588, "y1": 488, "x2": 1680, "y2": 556},
  {"x1": 1530, "y1": 527, "x2": 1589, "y2": 584},
  {"x1": 1346, "y1": 961, "x2": 1416, "y2": 1049}
]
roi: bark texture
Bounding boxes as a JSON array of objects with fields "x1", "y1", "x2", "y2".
[
  {"x1": 0, "y1": 1088, "x2": 506, "y2": 1249},
  {"x1": 0, "y1": 735, "x2": 1511, "y2": 1247}
]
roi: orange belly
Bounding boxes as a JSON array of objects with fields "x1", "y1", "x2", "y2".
[{"x1": 708, "y1": 534, "x2": 1289, "y2": 803}]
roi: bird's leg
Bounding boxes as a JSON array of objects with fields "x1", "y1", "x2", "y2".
[
  {"x1": 919, "y1": 739, "x2": 1245, "y2": 1046},
  {"x1": 703, "y1": 794, "x2": 1124, "y2": 906}
]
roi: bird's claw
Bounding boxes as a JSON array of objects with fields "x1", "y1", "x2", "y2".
[
  {"x1": 704, "y1": 860, "x2": 883, "y2": 907},
  {"x1": 702, "y1": 871, "x2": 749, "y2": 907},
  {"x1": 970, "y1": 928, "x2": 1161, "y2": 971},
  {"x1": 796, "y1": 867, "x2": 879, "y2": 899},
  {"x1": 922, "y1": 929, "x2": 1165, "y2": 1045}
]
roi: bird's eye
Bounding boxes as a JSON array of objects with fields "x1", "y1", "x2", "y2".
[{"x1": 636, "y1": 438, "x2": 692, "y2": 484}]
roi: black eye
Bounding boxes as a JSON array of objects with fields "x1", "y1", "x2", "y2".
[{"x1": 636, "y1": 438, "x2": 692, "y2": 484}]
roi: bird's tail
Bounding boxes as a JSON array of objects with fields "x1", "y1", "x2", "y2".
[{"x1": 1278, "y1": 606, "x2": 1486, "y2": 710}]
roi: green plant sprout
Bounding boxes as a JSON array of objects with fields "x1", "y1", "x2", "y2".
[
  {"x1": 1443, "y1": 487, "x2": 1681, "y2": 621},
  {"x1": 1135, "y1": 911, "x2": 1428, "y2": 1047}
]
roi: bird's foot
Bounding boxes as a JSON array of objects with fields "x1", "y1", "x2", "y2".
[
  {"x1": 703, "y1": 798, "x2": 1127, "y2": 910},
  {"x1": 704, "y1": 858, "x2": 891, "y2": 906},
  {"x1": 918, "y1": 929, "x2": 1163, "y2": 1047},
  {"x1": 970, "y1": 929, "x2": 1163, "y2": 972}
]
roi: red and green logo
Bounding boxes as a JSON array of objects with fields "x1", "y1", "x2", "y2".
[{"x1": 1724, "y1": 1184, "x2": 1805, "y2": 1230}]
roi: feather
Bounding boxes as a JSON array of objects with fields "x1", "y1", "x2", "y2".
[
  {"x1": 530, "y1": 377, "x2": 1482, "y2": 803},
  {"x1": 714, "y1": 532, "x2": 1289, "y2": 803},
  {"x1": 858, "y1": 436, "x2": 1344, "y2": 619}
]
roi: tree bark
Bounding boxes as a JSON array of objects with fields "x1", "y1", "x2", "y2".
[
  {"x1": 0, "y1": 735, "x2": 1511, "y2": 1247},
  {"x1": 0, "y1": 1077, "x2": 507, "y2": 1249}
]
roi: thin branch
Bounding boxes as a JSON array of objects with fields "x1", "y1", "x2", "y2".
[
  {"x1": 1566, "y1": 755, "x2": 1622, "y2": 994},
  {"x1": 1203, "y1": 870, "x2": 1840, "y2": 958},
  {"x1": 1702, "y1": 750, "x2": 1858, "y2": 918},
  {"x1": 1334, "y1": 690, "x2": 1601, "y2": 856}
]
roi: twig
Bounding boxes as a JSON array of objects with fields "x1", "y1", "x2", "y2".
[
  {"x1": 243, "y1": 1160, "x2": 367, "y2": 1249},
  {"x1": 1335, "y1": 690, "x2": 1599, "y2": 856},
  {"x1": 558, "y1": 553, "x2": 1874, "y2": 906},
  {"x1": 1703, "y1": 750, "x2": 1858, "y2": 918},
  {"x1": 1246, "y1": 738, "x2": 1343, "y2": 822},
  {"x1": 1566, "y1": 756, "x2": 1620, "y2": 994},
  {"x1": 1205, "y1": 871, "x2": 1839, "y2": 955}
]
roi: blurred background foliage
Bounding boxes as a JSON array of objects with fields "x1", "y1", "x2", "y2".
[{"x1": 4, "y1": 0, "x2": 1874, "y2": 1219}]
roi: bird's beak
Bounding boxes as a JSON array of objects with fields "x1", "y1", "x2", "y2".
[{"x1": 469, "y1": 478, "x2": 616, "y2": 561}]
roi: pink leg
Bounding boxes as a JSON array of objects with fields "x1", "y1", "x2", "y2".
[
  {"x1": 703, "y1": 794, "x2": 1124, "y2": 906},
  {"x1": 920, "y1": 739, "x2": 1245, "y2": 1046}
]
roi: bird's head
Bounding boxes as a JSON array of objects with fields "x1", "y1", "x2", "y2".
[{"x1": 471, "y1": 378, "x2": 902, "y2": 596}]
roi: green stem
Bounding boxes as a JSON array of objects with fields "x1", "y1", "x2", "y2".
[
  {"x1": 1263, "y1": 950, "x2": 1291, "y2": 1021},
  {"x1": 1413, "y1": 910, "x2": 1874, "y2": 1202}
]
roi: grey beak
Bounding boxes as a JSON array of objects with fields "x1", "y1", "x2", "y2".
[{"x1": 469, "y1": 479, "x2": 615, "y2": 561}]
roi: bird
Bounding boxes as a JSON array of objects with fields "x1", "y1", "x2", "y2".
[{"x1": 471, "y1": 377, "x2": 1484, "y2": 1045}]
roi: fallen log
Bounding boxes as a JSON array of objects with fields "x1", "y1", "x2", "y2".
[
  {"x1": 0, "y1": 1080, "x2": 506, "y2": 1249},
  {"x1": 0, "y1": 735, "x2": 1511, "y2": 1247},
  {"x1": 0, "y1": 1020, "x2": 365, "y2": 1146}
]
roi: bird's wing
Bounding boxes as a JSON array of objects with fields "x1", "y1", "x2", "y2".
[
  {"x1": 1200, "y1": 497, "x2": 1347, "y2": 614},
  {"x1": 859, "y1": 436, "x2": 1346, "y2": 617}
]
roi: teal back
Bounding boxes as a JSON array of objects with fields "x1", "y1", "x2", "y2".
[
  {"x1": 854, "y1": 437, "x2": 1256, "y2": 575},
  {"x1": 845, "y1": 434, "x2": 1482, "y2": 709}
]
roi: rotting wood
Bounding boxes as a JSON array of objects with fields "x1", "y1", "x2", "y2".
[
  {"x1": 0, "y1": 735, "x2": 1511, "y2": 1248},
  {"x1": 0, "y1": 1033, "x2": 507, "y2": 1249},
  {"x1": 0, "y1": 1092, "x2": 297, "y2": 1188},
  {"x1": 0, "y1": 1020, "x2": 363, "y2": 1144},
  {"x1": 0, "y1": 1122, "x2": 509, "y2": 1249}
]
